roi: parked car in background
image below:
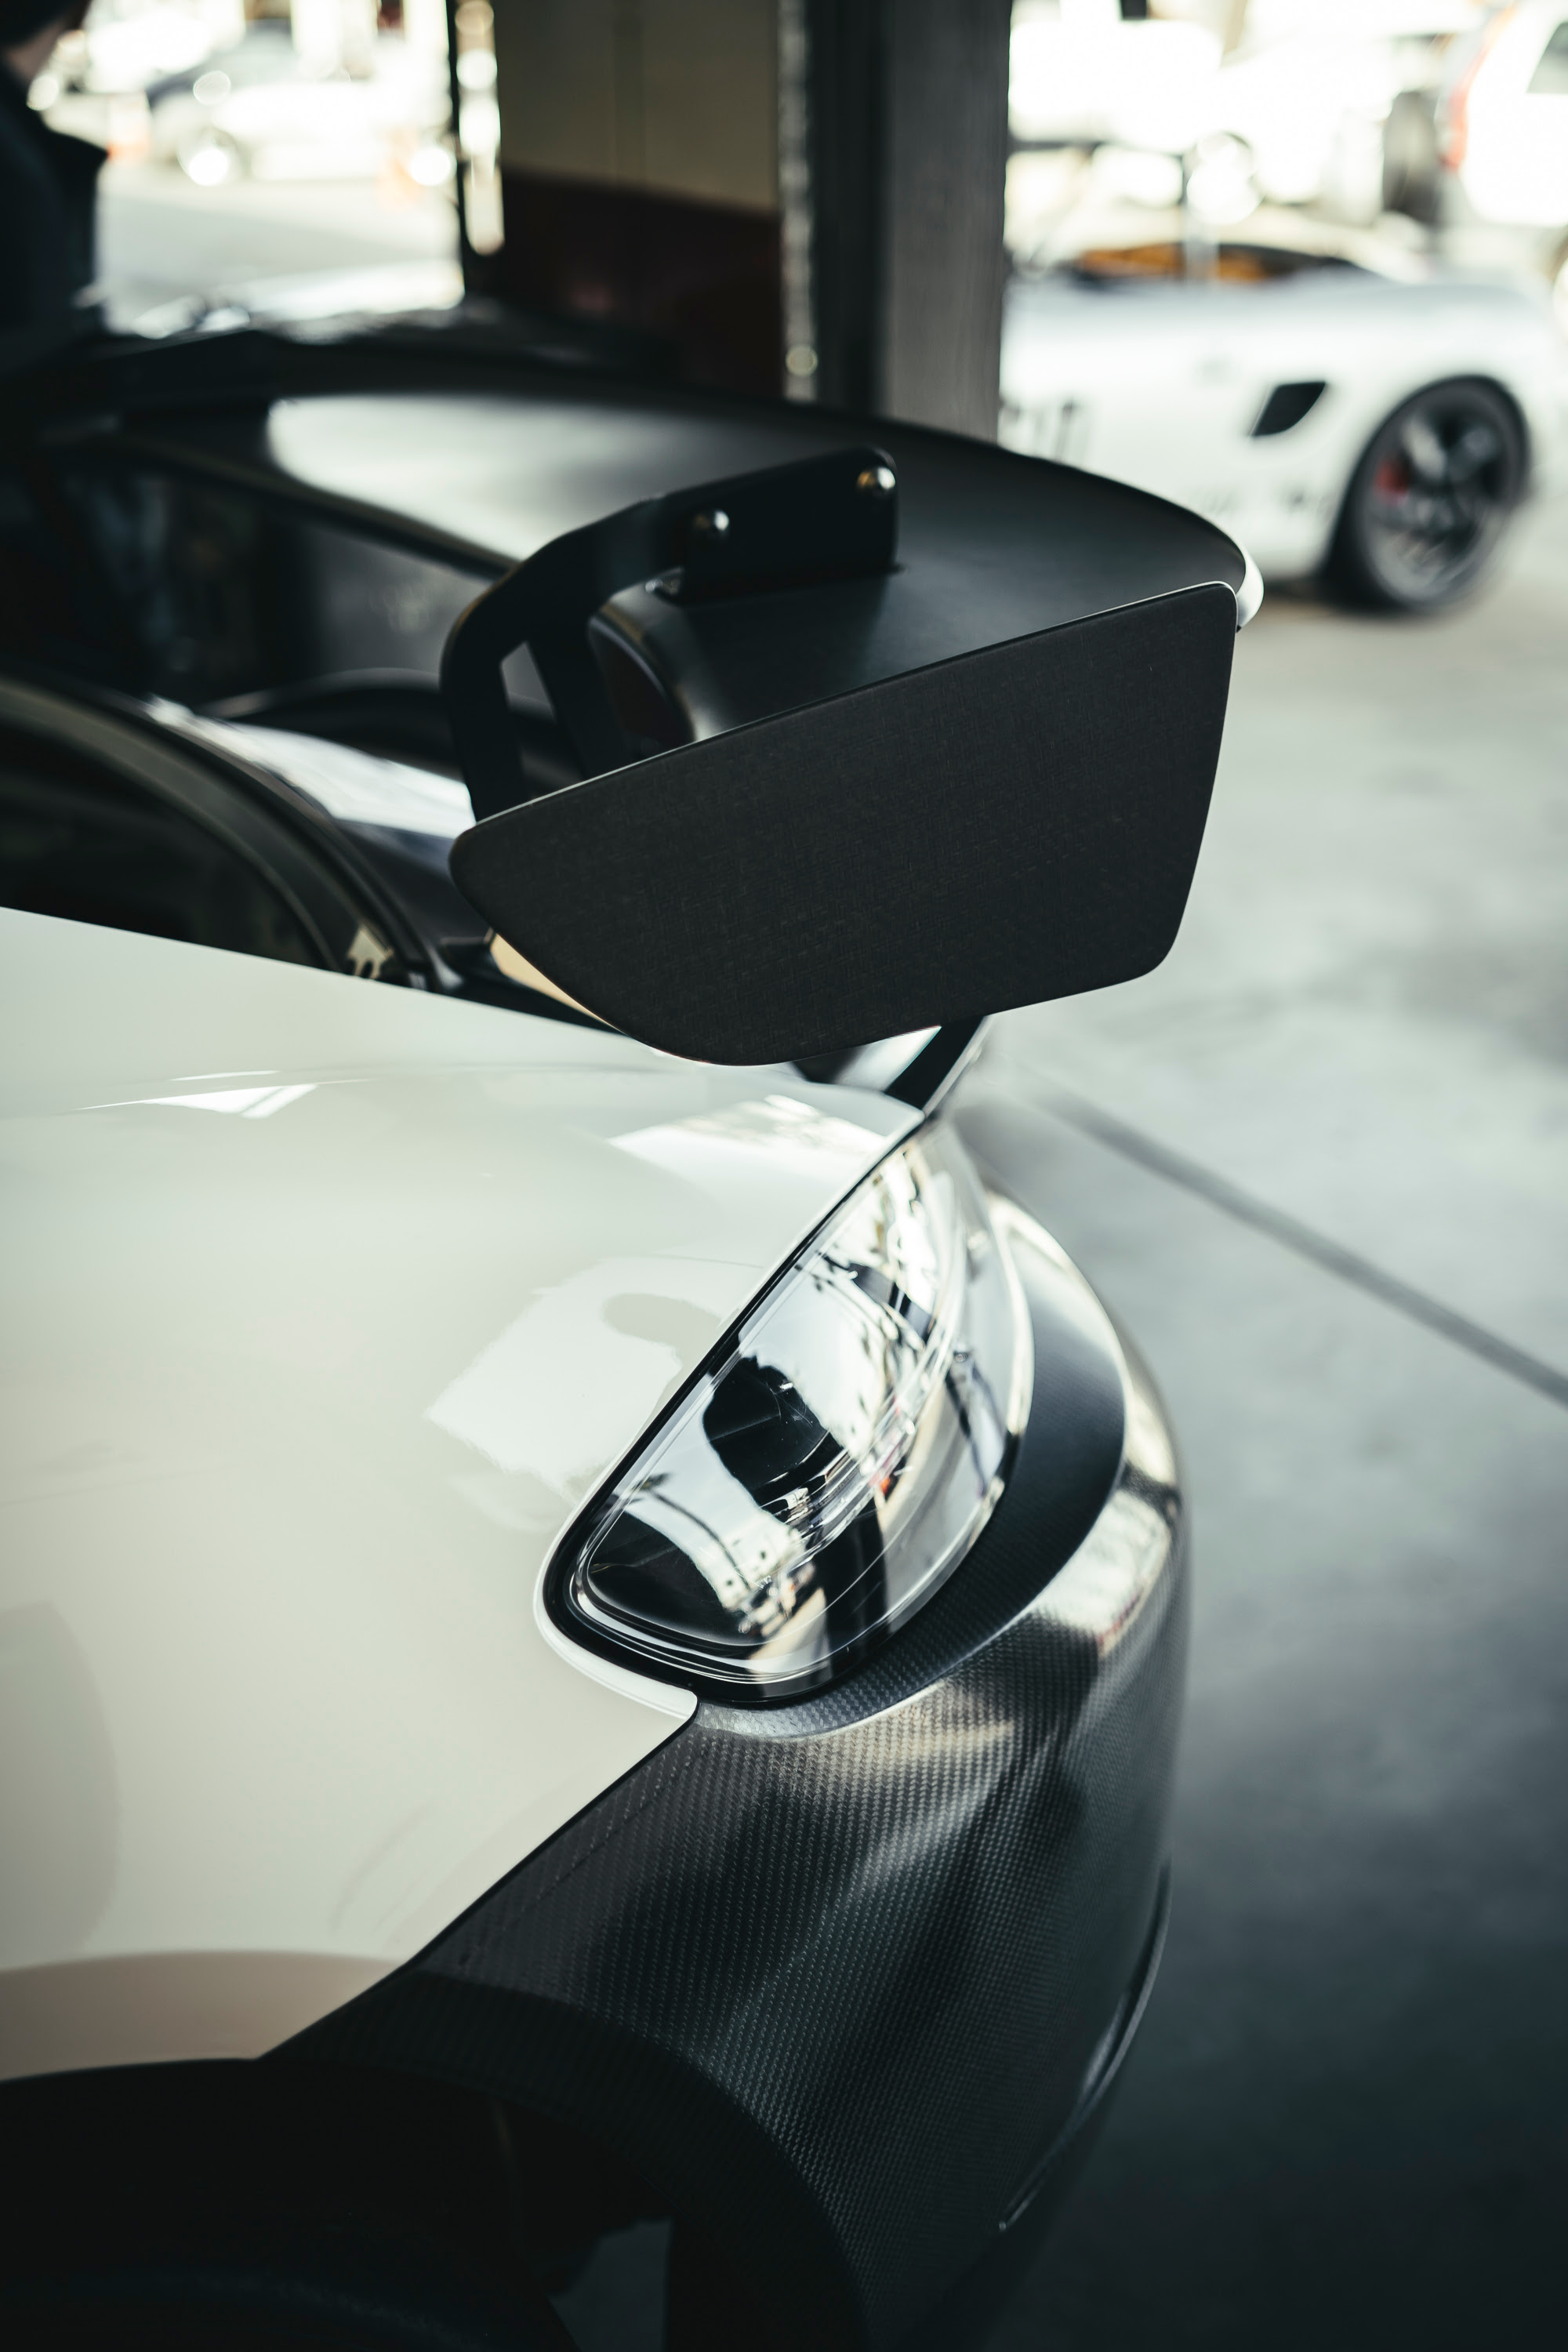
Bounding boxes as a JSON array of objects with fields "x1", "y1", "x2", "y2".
[
  {"x1": 1434, "y1": 2, "x2": 1568, "y2": 310},
  {"x1": 51, "y1": 0, "x2": 227, "y2": 96},
  {"x1": 1210, "y1": 2, "x2": 1475, "y2": 221},
  {"x1": 146, "y1": 26, "x2": 448, "y2": 186},
  {"x1": 1002, "y1": 242, "x2": 1568, "y2": 609},
  {"x1": 1009, "y1": 0, "x2": 1221, "y2": 161},
  {"x1": 141, "y1": 16, "x2": 296, "y2": 118},
  {"x1": 1007, "y1": 2, "x2": 1479, "y2": 233}
]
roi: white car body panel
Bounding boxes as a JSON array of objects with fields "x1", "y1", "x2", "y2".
[
  {"x1": 1458, "y1": 2, "x2": 1568, "y2": 230},
  {"x1": 1007, "y1": 5, "x2": 1470, "y2": 216},
  {"x1": 0, "y1": 911, "x2": 915, "y2": 2082},
  {"x1": 1000, "y1": 268, "x2": 1568, "y2": 580},
  {"x1": 1210, "y1": 10, "x2": 1473, "y2": 211}
]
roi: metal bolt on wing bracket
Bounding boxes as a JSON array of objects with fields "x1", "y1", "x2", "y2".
[{"x1": 441, "y1": 445, "x2": 901, "y2": 821}]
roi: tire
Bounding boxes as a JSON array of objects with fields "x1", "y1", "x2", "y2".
[{"x1": 1327, "y1": 378, "x2": 1525, "y2": 612}]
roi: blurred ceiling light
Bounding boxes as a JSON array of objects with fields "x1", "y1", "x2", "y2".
[
  {"x1": 453, "y1": 0, "x2": 503, "y2": 255},
  {"x1": 1011, "y1": 2, "x2": 1221, "y2": 155},
  {"x1": 408, "y1": 143, "x2": 456, "y2": 187},
  {"x1": 458, "y1": 97, "x2": 500, "y2": 158},
  {"x1": 183, "y1": 140, "x2": 237, "y2": 187}
]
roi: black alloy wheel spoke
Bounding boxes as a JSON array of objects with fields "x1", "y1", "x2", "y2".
[
  {"x1": 1339, "y1": 379, "x2": 1521, "y2": 608},
  {"x1": 1366, "y1": 391, "x2": 1515, "y2": 596},
  {"x1": 1453, "y1": 423, "x2": 1501, "y2": 476},
  {"x1": 1399, "y1": 416, "x2": 1448, "y2": 483}
]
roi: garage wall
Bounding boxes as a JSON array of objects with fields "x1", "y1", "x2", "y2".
[{"x1": 484, "y1": 0, "x2": 783, "y2": 393}]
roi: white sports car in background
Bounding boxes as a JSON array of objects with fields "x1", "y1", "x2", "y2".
[
  {"x1": 1001, "y1": 249, "x2": 1568, "y2": 609},
  {"x1": 145, "y1": 28, "x2": 449, "y2": 188}
]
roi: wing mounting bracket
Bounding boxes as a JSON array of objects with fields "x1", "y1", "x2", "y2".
[{"x1": 440, "y1": 445, "x2": 898, "y2": 820}]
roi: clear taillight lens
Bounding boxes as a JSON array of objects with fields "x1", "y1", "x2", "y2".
[{"x1": 554, "y1": 1126, "x2": 1033, "y2": 1700}]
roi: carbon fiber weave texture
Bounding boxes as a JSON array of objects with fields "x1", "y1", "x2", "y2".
[{"x1": 300, "y1": 1230, "x2": 1189, "y2": 2350}]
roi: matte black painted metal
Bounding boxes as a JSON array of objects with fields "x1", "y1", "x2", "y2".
[
  {"x1": 441, "y1": 445, "x2": 899, "y2": 814},
  {"x1": 448, "y1": 585, "x2": 1236, "y2": 1065},
  {"x1": 23, "y1": 344, "x2": 1247, "y2": 736},
  {"x1": 296, "y1": 1224, "x2": 1189, "y2": 2351}
]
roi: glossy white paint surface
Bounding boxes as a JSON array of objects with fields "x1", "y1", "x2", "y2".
[
  {"x1": 0, "y1": 912, "x2": 915, "y2": 2080},
  {"x1": 1002, "y1": 270, "x2": 1568, "y2": 580}
]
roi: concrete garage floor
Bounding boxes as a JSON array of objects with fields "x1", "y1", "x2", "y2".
[{"x1": 956, "y1": 493, "x2": 1568, "y2": 2349}]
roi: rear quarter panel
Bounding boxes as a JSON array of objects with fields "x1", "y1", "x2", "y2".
[{"x1": 0, "y1": 912, "x2": 914, "y2": 2079}]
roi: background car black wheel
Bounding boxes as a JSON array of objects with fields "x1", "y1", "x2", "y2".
[{"x1": 1328, "y1": 378, "x2": 1525, "y2": 612}]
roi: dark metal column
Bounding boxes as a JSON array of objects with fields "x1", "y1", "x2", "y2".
[
  {"x1": 474, "y1": 0, "x2": 1011, "y2": 430},
  {"x1": 481, "y1": 0, "x2": 785, "y2": 395},
  {"x1": 805, "y1": 0, "x2": 1011, "y2": 437}
]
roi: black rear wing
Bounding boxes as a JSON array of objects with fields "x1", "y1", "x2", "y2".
[{"x1": 441, "y1": 442, "x2": 1244, "y2": 1068}]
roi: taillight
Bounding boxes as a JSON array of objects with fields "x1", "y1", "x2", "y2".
[{"x1": 552, "y1": 1125, "x2": 1033, "y2": 1701}]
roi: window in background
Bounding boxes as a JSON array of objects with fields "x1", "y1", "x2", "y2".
[{"x1": 30, "y1": 0, "x2": 459, "y2": 331}]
